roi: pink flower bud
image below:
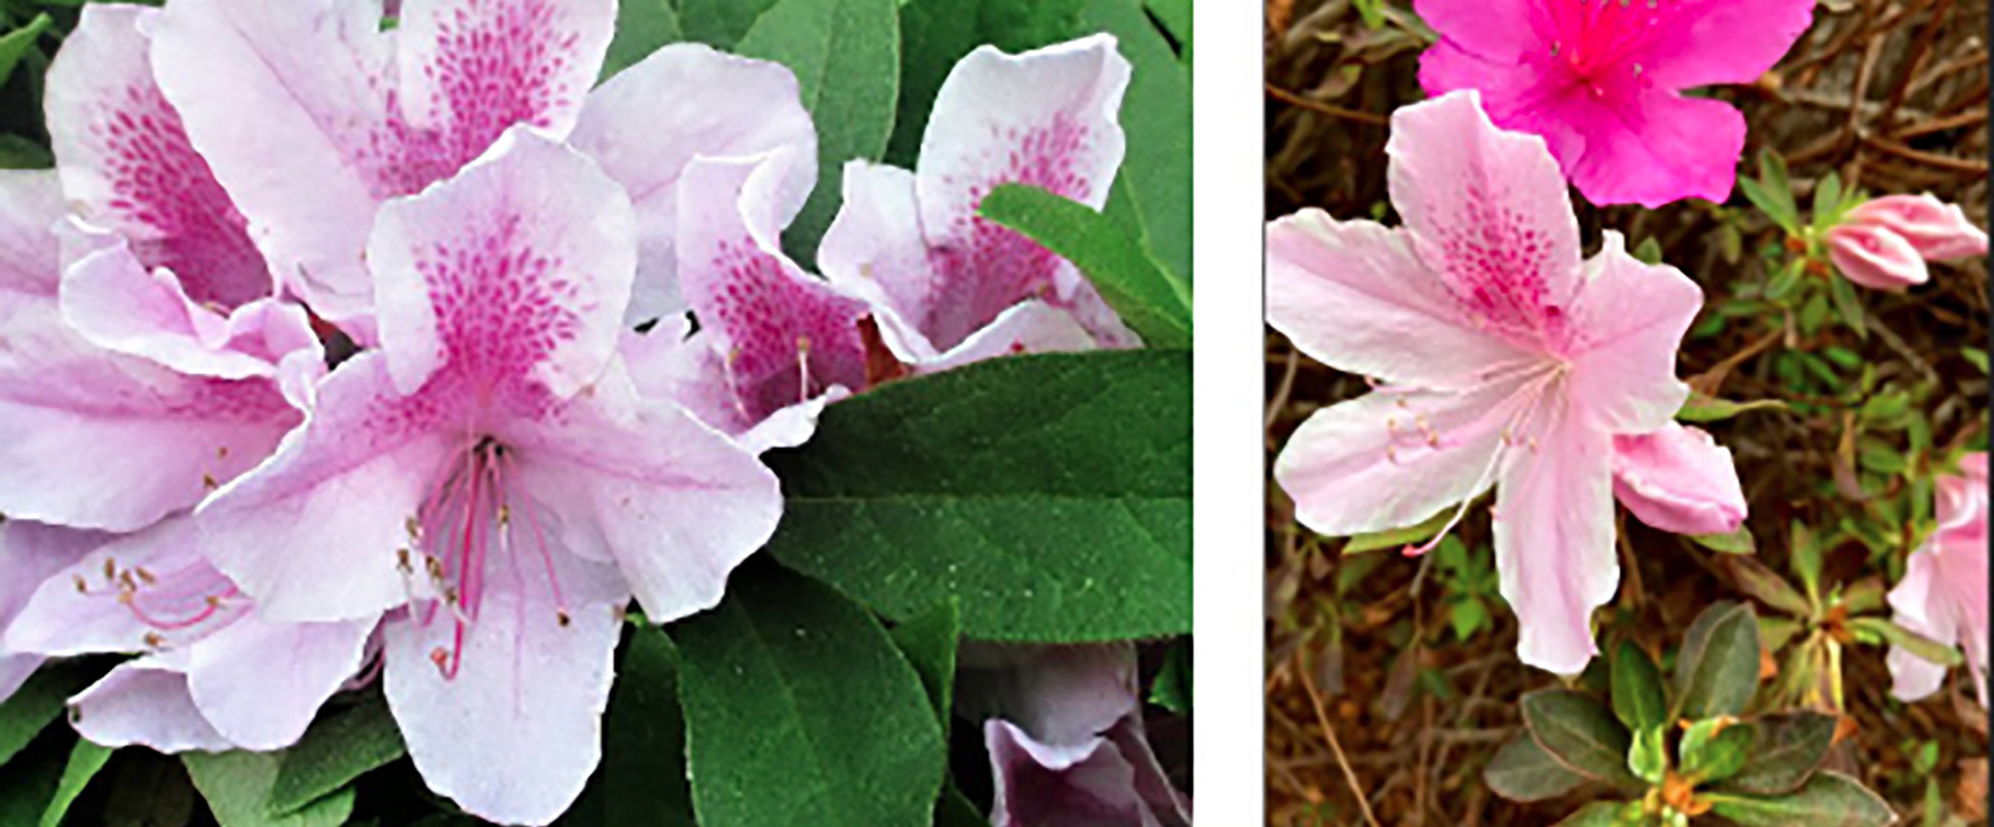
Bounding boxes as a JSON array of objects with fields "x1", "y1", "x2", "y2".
[
  {"x1": 1826, "y1": 222, "x2": 1929, "y2": 291},
  {"x1": 1611, "y1": 423, "x2": 1748, "y2": 537},
  {"x1": 1846, "y1": 194, "x2": 1989, "y2": 261}
]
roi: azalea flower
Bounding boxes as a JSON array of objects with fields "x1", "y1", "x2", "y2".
[
  {"x1": 957, "y1": 644, "x2": 1191, "y2": 827},
  {"x1": 151, "y1": 0, "x2": 817, "y2": 331},
  {"x1": 3, "y1": 518, "x2": 373, "y2": 753},
  {"x1": 196, "y1": 131, "x2": 781, "y2": 826},
  {"x1": 820, "y1": 34, "x2": 1137, "y2": 370},
  {"x1": 1888, "y1": 452, "x2": 1988, "y2": 707},
  {"x1": 1827, "y1": 193, "x2": 1989, "y2": 291},
  {"x1": 1417, "y1": 0, "x2": 1814, "y2": 207},
  {"x1": 0, "y1": 521, "x2": 112, "y2": 703},
  {"x1": 1611, "y1": 422, "x2": 1747, "y2": 536},
  {"x1": 1267, "y1": 91, "x2": 1703, "y2": 674}
]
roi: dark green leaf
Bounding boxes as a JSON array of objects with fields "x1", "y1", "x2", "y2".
[
  {"x1": 1676, "y1": 392, "x2": 1788, "y2": 424},
  {"x1": 766, "y1": 350, "x2": 1191, "y2": 642},
  {"x1": 1610, "y1": 642, "x2": 1668, "y2": 734},
  {"x1": 1149, "y1": 638, "x2": 1191, "y2": 715},
  {"x1": 0, "y1": 133, "x2": 50, "y2": 169},
  {"x1": 888, "y1": 0, "x2": 1086, "y2": 166},
  {"x1": 1483, "y1": 735, "x2": 1587, "y2": 802},
  {"x1": 38, "y1": 739, "x2": 111, "y2": 827},
  {"x1": 1716, "y1": 712, "x2": 1838, "y2": 796},
  {"x1": 1671, "y1": 601, "x2": 1761, "y2": 722},
  {"x1": 563, "y1": 627, "x2": 696, "y2": 827},
  {"x1": 1719, "y1": 556, "x2": 1813, "y2": 618},
  {"x1": 0, "y1": 663, "x2": 97, "y2": 766},
  {"x1": 1678, "y1": 718, "x2": 1753, "y2": 784},
  {"x1": 979, "y1": 183, "x2": 1191, "y2": 346},
  {"x1": 0, "y1": 13, "x2": 48, "y2": 89},
  {"x1": 678, "y1": 0, "x2": 780, "y2": 48},
  {"x1": 183, "y1": 752, "x2": 355, "y2": 827},
  {"x1": 1080, "y1": 0, "x2": 1191, "y2": 283},
  {"x1": 599, "y1": 0, "x2": 682, "y2": 81},
  {"x1": 0, "y1": 731, "x2": 67, "y2": 827},
  {"x1": 269, "y1": 697, "x2": 405, "y2": 814},
  {"x1": 735, "y1": 0, "x2": 900, "y2": 270},
  {"x1": 934, "y1": 778, "x2": 985, "y2": 827},
  {"x1": 674, "y1": 566, "x2": 945, "y2": 827},
  {"x1": 1708, "y1": 771, "x2": 1896, "y2": 827},
  {"x1": 1848, "y1": 616, "x2": 1962, "y2": 666},
  {"x1": 1633, "y1": 236, "x2": 1665, "y2": 265},
  {"x1": 1520, "y1": 690, "x2": 1640, "y2": 789},
  {"x1": 1690, "y1": 525, "x2": 1757, "y2": 555},
  {"x1": 889, "y1": 599, "x2": 961, "y2": 723}
]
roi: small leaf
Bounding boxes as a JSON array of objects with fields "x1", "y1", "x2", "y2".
[
  {"x1": 1812, "y1": 172, "x2": 1843, "y2": 231},
  {"x1": 1148, "y1": 638, "x2": 1191, "y2": 715},
  {"x1": 1611, "y1": 642, "x2": 1668, "y2": 734},
  {"x1": 979, "y1": 182, "x2": 1192, "y2": 347},
  {"x1": 1632, "y1": 236, "x2": 1665, "y2": 265},
  {"x1": 1343, "y1": 507, "x2": 1456, "y2": 555},
  {"x1": 0, "y1": 134, "x2": 51, "y2": 170},
  {"x1": 1691, "y1": 525, "x2": 1758, "y2": 555},
  {"x1": 1765, "y1": 256, "x2": 1806, "y2": 301},
  {"x1": 38, "y1": 739, "x2": 111, "y2": 827},
  {"x1": 1484, "y1": 735, "x2": 1587, "y2": 802},
  {"x1": 1450, "y1": 598, "x2": 1489, "y2": 642},
  {"x1": 1707, "y1": 771, "x2": 1896, "y2": 827},
  {"x1": 1521, "y1": 690, "x2": 1641, "y2": 789},
  {"x1": 1628, "y1": 724, "x2": 1669, "y2": 785},
  {"x1": 1848, "y1": 616, "x2": 1962, "y2": 666},
  {"x1": 1828, "y1": 271, "x2": 1867, "y2": 339},
  {"x1": 1679, "y1": 718, "x2": 1753, "y2": 784},
  {"x1": 1676, "y1": 391, "x2": 1789, "y2": 423},
  {"x1": 1719, "y1": 556, "x2": 1813, "y2": 618},
  {"x1": 0, "y1": 13, "x2": 48, "y2": 88},
  {"x1": 1672, "y1": 601, "x2": 1761, "y2": 722},
  {"x1": 1556, "y1": 801, "x2": 1632, "y2": 827},
  {"x1": 184, "y1": 752, "x2": 356, "y2": 827},
  {"x1": 1717, "y1": 712, "x2": 1839, "y2": 796}
]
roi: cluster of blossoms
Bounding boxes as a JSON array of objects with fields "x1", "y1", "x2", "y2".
[
  {"x1": 1274, "y1": 0, "x2": 1988, "y2": 693},
  {"x1": 0, "y1": 1, "x2": 1180, "y2": 825}
]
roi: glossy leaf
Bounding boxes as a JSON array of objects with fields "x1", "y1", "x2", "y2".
[
  {"x1": 1611, "y1": 642, "x2": 1668, "y2": 734},
  {"x1": 1556, "y1": 801, "x2": 1631, "y2": 827},
  {"x1": 1672, "y1": 601, "x2": 1761, "y2": 722},
  {"x1": 0, "y1": 13, "x2": 47, "y2": 89},
  {"x1": 1079, "y1": 0, "x2": 1190, "y2": 282},
  {"x1": 678, "y1": 0, "x2": 780, "y2": 47},
  {"x1": 979, "y1": 183, "x2": 1192, "y2": 347}
]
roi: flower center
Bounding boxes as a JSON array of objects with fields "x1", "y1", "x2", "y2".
[
  {"x1": 73, "y1": 556, "x2": 243, "y2": 650},
  {"x1": 1387, "y1": 366, "x2": 1568, "y2": 556},
  {"x1": 1549, "y1": 0, "x2": 1664, "y2": 90}
]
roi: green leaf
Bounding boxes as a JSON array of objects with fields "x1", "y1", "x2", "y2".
[
  {"x1": 1671, "y1": 601, "x2": 1761, "y2": 722},
  {"x1": 678, "y1": 0, "x2": 780, "y2": 47},
  {"x1": 0, "y1": 13, "x2": 48, "y2": 89},
  {"x1": 979, "y1": 183, "x2": 1192, "y2": 347},
  {"x1": 0, "y1": 732, "x2": 67, "y2": 827},
  {"x1": 889, "y1": 599, "x2": 961, "y2": 723},
  {"x1": 1520, "y1": 690, "x2": 1641, "y2": 789},
  {"x1": 1080, "y1": 0, "x2": 1191, "y2": 283},
  {"x1": 0, "y1": 663, "x2": 97, "y2": 766},
  {"x1": 674, "y1": 565, "x2": 946, "y2": 827},
  {"x1": 1678, "y1": 718, "x2": 1753, "y2": 784},
  {"x1": 1828, "y1": 271, "x2": 1867, "y2": 339},
  {"x1": 183, "y1": 752, "x2": 356, "y2": 827},
  {"x1": 563, "y1": 627, "x2": 696, "y2": 827},
  {"x1": 1708, "y1": 771, "x2": 1896, "y2": 827},
  {"x1": 1811, "y1": 172, "x2": 1843, "y2": 231},
  {"x1": 0, "y1": 133, "x2": 51, "y2": 169},
  {"x1": 1676, "y1": 392, "x2": 1789, "y2": 423},
  {"x1": 888, "y1": 0, "x2": 1086, "y2": 166},
  {"x1": 1717, "y1": 712, "x2": 1838, "y2": 796},
  {"x1": 1610, "y1": 642, "x2": 1668, "y2": 734},
  {"x1": 1628, "y1": 724, "x2": 1668, "y2": 785},
  {"x1": 735, "y1": 0, "x2": 900, "y2": 270},
  {"x1": 1483, "y1": 735, "x2": 1587, "y2": 802},
  {"x1": 38, "y1": 739, "x2": 111, "y2": 827},
  {"x1": 268, "y1": 697, "x2": 404, "y2": 814},
  {"x1": 1739, "y1": 176, "x2": 1797, "y2": 236},
  {"x1": 1690, "y1": 525, "x2": 1757, "y2": 555},
  {"x1": 599, "y1": 0, "x2": 682, "y2": 81},
  {"x1": 1450, "y1": 597, "x2": 1489, "y2": 641},
  {"x1": 1343, "y1": 507, "x2": 1454, "y2": 555},
  {"x1": 1848, "y1": 616, "x2": 1962, "y2": 666},
  {"x1": 1764, "y1": 256, "x2": 1805, "y2": 301},
  {"x1": 766, "y1": 350, "x2": 1191, "y2": 642},
  {"x1": 1719, "y1": 556, "x2": 1813, "y2": 618},
  {"x1": 1149, "y1": 638, "x2": 1191, "y2": 715},
  {"x1": 934, "y1": 778, "x2": 985, "y2": 827},
  {"x1": 1633, "y1": 236, "x2": 1665, "y2": 265},
  {"x1": 1556, "y1": 801, "x2": 1631, "y2": 827}
]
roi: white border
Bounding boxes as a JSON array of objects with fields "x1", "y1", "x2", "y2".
[{"x1": 1190, "y1": 1, "x2": 1265, "y2": 821}]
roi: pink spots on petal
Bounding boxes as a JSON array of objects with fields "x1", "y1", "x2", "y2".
[
  {"x1": 92, "y1": 83, "x2": 267, "y2": 309},
  {"x1": 702, "y1": 238, "x2": 868, "y2": 420},
  {"x1": 413, "y1": 213, "x2": 582, "y2": 393},
  {"x1": 1431, "y1": 183, "x2": 1567, "y2": 346}
]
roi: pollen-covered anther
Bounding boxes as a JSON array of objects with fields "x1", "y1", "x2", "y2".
[
  {"x1": 430, "y1": 647, "x2": 450, "y2": 669},
  {"x1": 396, "y1": 548, "x2": 414, "y2": 574},
  {"x1": 405, "y1": 515, "x2": 423, "y2": 541},
  {"x1": 135, "y1": 566, "x2": 158, "y2": 585},
  {"x1": 143, "y1": 631, "x2": 164, "y2": 648},
  {"x1": 72, "y1": 575, "x2": 88, "y2": 594},
  {"x1": 497, "y1": 505, "x2": 511, "y2": 527},
  {"x1": 202, "y1": 473, "x2": 219, "y2": 490},
  {"x1": 556, "y1": 609, "x2": 571, "y2": 627}
]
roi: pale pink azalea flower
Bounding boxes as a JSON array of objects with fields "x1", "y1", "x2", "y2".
[
  {"x1": 1828, "y1": 193, "x2": 1988, "y2": 291},
  {"x1": 0, "y1": 169, "x2": 310, "y2": 534},
  {"x1": 2, "y1": 518, "x2": 373, "y2": 753},
  {"x1": 1888, "y1": 452, "x2": 1989, "y2": 707},
  {"x1": 151, "y1": 0, "x2": 816, "y2": 332},
  {"x1": 195, "y1": 131, "x2": 781, "y2": 825},
  {"x1": 1826, "y1": 221, "x2": 1930, "y2": 291},
  {"x1": 820, "y1": 34, "x2": 1137, "y2": 371},
  {"x1": 958, "y1": 644, "x2": 1191, "y2": 827},
  {"x1": 1267, "y1": 91, "x2": 1703, "y2": 674},
  {"x1": 1611, "y1": 422, "x2": 1747, "y2": 536},
  {"x1": 0, "y1": 521, "x2": 113, "y2": 703},
  {"x1": 1417, "y1": 0, "x2": 1814, "y2": 207}
]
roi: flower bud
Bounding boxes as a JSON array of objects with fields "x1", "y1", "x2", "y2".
[
  {"x1": 1846, "y1": 194, "x2": 1988, "y2": 261},
  {"x1": 1825, "y1": 222, "x2": 1928, "y2": 291},
  {"x1": 1611, "y1": 423, "x2": 1747, "y2": 536}
]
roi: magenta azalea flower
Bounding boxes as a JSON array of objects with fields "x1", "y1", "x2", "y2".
[
  {"x1": 1267, "y1": 91, "x2": 1703, "y2": 674},
  {"x1": 151, "y1": 0, "x2": 816, "y2": 332},
  {"x1": 1888, "y1": 452, "x2": 1989, "y2": 707},
  {"x1": 821, "y1": 34, "x2": 1136, "y2": 370},
  {"x1": 195, "y1": 131, "x2": 780, "y2": 825},
  {"x1": 1417, "y1": 0, "x2": 1814, "y2": 207},
  {"x1": 3, "y1": 518, "x2": 372, "y2": 753}
]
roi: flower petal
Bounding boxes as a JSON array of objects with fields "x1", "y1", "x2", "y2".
[
  {"x1": 1267, "y1": 210, "x2": 1537, "y2": 389},
  {"x1": 382, "y1": 541, "x2": 625, "y2": 826},
  {"x1": 7, "y1": 518, "x2": 245, "y2": 657},
  {"x1": 1887, "y1": 542, "x2": 1955, "y2": 702},
  {"x1": 198, "y1": 352, "x2": 457, "y2": 622},
  {"x1": 369, "y1": 127, "x2": 636, "y2": 399},
  {"x1": 675, "y1": 151, "x2": 869, "y2": 424},
  {"x1": 0, "y1": 521, "x2": 111, "y2": 702},
  {"x1": 1564, "y1": 232, "x2": 1698, "y2": 435},
  {"x1": 569, "y1": 43, "x2": 816, "y2": 323},
  {"x1": 1624, "y1": 0, "x2": 1816, "y2": 90},
  {"x1": 819, "y1": 160, "x2": 949, "y2": 361},
  {"x1": 1611, "y1": 422, "x2": 1747, "y2": 536},
  {"x1": 1274, "y1": 378, "x2": 1533, "y2": 537},
  {"x1": 957, "y1": 643, "x2": 1139, "y2": 749},
  {"x1": 1558, "y1": 89, "x2": 1747, "y2": 208},
  {"x1": 1827, "y1": 223, "x2": 1930, "y2": 291},
  {"x1": 985, "y1": 719, "x2": 1152, "y2": 827},
  {"x1": 1409, "y1": 0, "x2": 1540, "y2": 64},
  {"x1": 918, "y1": 300, "x2": 1100, "y2": 374},
  {"x1": 1386, "y1": 91, "x2": 1585, "y2": 344},
  {"x1": 188, "y1": 616, "x2": 375, "y2": 751},
  {"x1": 49, "y1": 4, "x2": 271, "y2": 311},
  {"x1": 1847, "y1": 194, "x2": 1989, "y2": 261},
  {"x1": 71, "y1": 657, "x2": 234, "y2": 753},
  {"x1": 394, "y1": 0, "x2": 611, "y2": 141},
  {"x1": 0, "y1": 170, "x2": 64, "y2": 300},
  {"x1": 1494, "y1": 398, "x2": 1617, "y2": 674}
]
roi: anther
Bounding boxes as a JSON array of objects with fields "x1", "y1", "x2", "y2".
[
  {"x1": 406, "y1": 516, "x2": 423, "y2": 540},
  {"x1": 430, "y1": 647, "x2": 450, "y2": 669},
  {"x1": 72, "y1": 575, "x2": 87, "y2": 594},
  {"x1": 102, "y1": 558, "x2": 116, "y2": 581},
  {"x1": 497, "y1": 506, "x2": 511, "y2": 527},
  {"x1": 143, "y1": 632, "x2": 164, "y2": 648},
  {"x1": 1385, "y1": 445, "x2": 1400, "y2": 465},
  {"x1": 396, "y1": 548, "x2": 413, "y2": 574},
  {"x1": 557, "y1": 609, "x2": 572, "y2": 628},
  {"x1": 135, "y1": 567, "x2": 157, "y2": 586},
  {"x1": 202, "y1": 473, "x2": 219, "y2": 490}
]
